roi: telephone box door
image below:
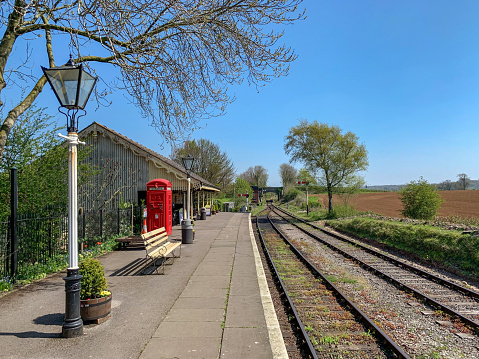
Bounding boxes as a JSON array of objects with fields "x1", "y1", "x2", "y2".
[{"x1": 146, "y1": 179, "x2": 172, "y2": 235}]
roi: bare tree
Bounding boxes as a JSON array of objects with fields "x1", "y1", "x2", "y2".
[
  {"x1": 457, "y1": 173, "x2": 470, "y2": 190},
  {"x1": 171, "y1": 138, "x2": 235, "y2": 189},
  {"x1": 0, "y1": 1, "x2": 304, "y2": 164},
  {"x1": 240, "y1": 165, "x2": 268, "y2": 187},
  {"x1": 437, "y1": 179, "x2": 454, "y2": 191},
  {"x1": 279, "y1": 163, "x2": 296, "y2": 189}
]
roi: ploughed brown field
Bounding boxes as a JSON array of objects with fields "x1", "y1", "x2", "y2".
[{"x1": 314, "y1": 190, "x2": 479, "y2": 218}]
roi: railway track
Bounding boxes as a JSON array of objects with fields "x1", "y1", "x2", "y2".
[
  {"x1": 255, "y1": 208, "x2": 410, "y2": 358},
  {"x1": 271, "y1": 205, "x2": 479, "y2": 335}
]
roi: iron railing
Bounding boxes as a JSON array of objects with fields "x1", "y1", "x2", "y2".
[{"x1": 0, "y1": 205, "x2": 144, "y2": 281}]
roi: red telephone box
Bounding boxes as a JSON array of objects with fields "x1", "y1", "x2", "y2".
[{"x1": 146, "y1": 179, "x2": 172, "y2": 235}]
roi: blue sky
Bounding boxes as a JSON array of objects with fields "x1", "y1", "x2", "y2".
[{"x1": 34, "y1": 0, "x2": 479, "y2": 187}]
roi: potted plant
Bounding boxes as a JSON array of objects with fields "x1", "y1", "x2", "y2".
[{"x1": 79, "y1": 258, "x2": 112, "y2": 324}]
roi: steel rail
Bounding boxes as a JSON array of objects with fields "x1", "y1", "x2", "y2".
[
  {"x1": 272, "y1": 206, "x2": 479, "y2": 332},
  {"x1": 264, "y1": 210, "x2": 411, "y2": 359},
  {"x1": 255, "y1": 212, "x2": 318, "y2": 359},
  {"x1": 274, "y1": 205, "x2": 479, "y2": 300}
]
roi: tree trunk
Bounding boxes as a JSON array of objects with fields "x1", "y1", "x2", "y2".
[
  {"x1": 0, "y1": 1, "x2": 29, "y2": 164},
  {"x1": 328, "y1": 187, "x2": 333, "y2": 213}
]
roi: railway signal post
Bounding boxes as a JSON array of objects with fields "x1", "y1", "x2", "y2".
[{"x1": 298, "y1": 181, "x2": 309, "y2": 215}]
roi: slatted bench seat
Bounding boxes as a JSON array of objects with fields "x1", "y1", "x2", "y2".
[{"x1": 141, "y1": 227, "x2": 181, "y2": 274}]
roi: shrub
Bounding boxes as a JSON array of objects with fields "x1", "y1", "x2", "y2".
[
  {"x1": 79, "y1": 258, "x2": 108, "y2": 300},
  {"x1": 284, "y1": 187, "x2": 301, "y2": 202},
  {"x1": 399, "y1": 177, "x2": 444, "y2": 220},
  {"x1": 0, "y1": 279, "x2": 13, "y2": 292},
  {"x1": 307, "y1": 196, "x2": 321, "y2": 209}
]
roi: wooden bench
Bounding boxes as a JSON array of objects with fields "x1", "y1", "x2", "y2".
[
  {"x1": 115, "y1": 235, "x2": 144, "y2": 249},
  {"x1": 141, "y1": 227, "x2": 181, "y2": 274}
]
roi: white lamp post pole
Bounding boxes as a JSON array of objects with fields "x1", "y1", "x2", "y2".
[
  {"x1": 57, "y1": 130, "x2": 85, "y2": 337},
  {"x1": 186, "y1": 175, "x2": 191, "y2": 220}
]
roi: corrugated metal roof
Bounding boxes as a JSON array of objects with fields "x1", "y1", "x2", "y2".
[{"x1": 79, "y1": 122, "x2": 220, "y2": 192}]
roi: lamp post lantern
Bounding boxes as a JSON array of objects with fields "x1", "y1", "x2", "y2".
[{"x1": 42, "y1": 56, "x2": 97, "y2": 338}]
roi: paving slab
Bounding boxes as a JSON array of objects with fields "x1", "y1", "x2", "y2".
[
  {"x1": 186, "y1": 275, "x2": 231, "y2": 288},
  {"x1": 180, "y1": 285, "x2": 229, "y2": 299},
  {"x1": 172, "y1": 296, "x2": 226, "y2": 310},
  {"x1": 224, "y1": 294, "x2": 267, "y2": 328},
  {"x1": 140, "y1": 337, "x2": 221, "y2": 359},
  {"x1": 192, "y1": 264, "x2": 233, "y2": 277},
  {"x1": 164, "y1": 308, "x2": 225, "y2": 322},
  {"x1": 220, "y1": 327, "x2": 273, "y2": 358},
  {"x1": 153, "y1": 321, "x2": 223, "y2": 338}
]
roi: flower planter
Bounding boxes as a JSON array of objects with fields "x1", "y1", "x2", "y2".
[{"x1": 80, "y1": 294, "x2": 112, "y2": 324}]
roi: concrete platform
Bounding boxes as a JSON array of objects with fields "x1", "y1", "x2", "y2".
[{"x1": 0, "y1": 212, "x2": 287, "y2": 359}]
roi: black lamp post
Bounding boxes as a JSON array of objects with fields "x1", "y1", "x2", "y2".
[{"x1": 42, "y1": 56, "x2": 97, "y2": 338}]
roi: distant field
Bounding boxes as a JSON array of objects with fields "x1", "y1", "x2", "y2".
[{"x1": 314, "y1": 190, "x2": 479, "y2": 218}]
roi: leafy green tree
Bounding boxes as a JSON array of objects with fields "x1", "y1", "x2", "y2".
[
  {"x1": 399, "y1": 177, "x2": 444, "y2": 220},
  {"x1": 0, "y1": 105, "x2": 62, "y2": 172},
  {"x1": 234, "y1": 178, "x2": 253, "y2": 210},
  {"x1": 297, "y1": 168, "x2": 317, "y2": 185},
  {"x1": 0, "y1": 106, "x2": 67, "y2": 216},
  {"x1": 279, "y1": 163, "x2": 297, "y2": 189},
  {"x1": 171, "y1": 139, "x2": 235, "y2": 189},
  {"x1": 239, "y1": 165, "x2": 268, "y2": 187},
  {"x1": 0, "y1": 0, "x2": 304, "y2": 164},
  {"x1": 0, "y1": 106, "x2": 93, "y2": 216},
  {"x1": 284, "y1": 120, "x2": 368, "y2": 213}
]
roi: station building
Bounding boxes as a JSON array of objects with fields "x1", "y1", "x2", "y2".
[{"x1": 77, "y1": 122, "x2": 220, "y2": 220}]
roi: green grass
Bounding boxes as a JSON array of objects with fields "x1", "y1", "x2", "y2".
[
  {"x1": 326, "y1": 217, "x2": 479, "y2": 278},
  {"x1": 280, "y1": 203, "x2": 363, "y2": 221},
  {"x1": 250, "y1": 203, "x2": 266, "y2": 216},
  {"x1": 319, "y1": 335, "x2": 339, "y2": 345}
]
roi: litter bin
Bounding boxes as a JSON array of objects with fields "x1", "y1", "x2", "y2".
[
  {"x1": 181, "y1": 219, "x2": 194, "y2": 244},
  {"x1": 200, "y1": 207, "x2": 207, "y2": 220}
]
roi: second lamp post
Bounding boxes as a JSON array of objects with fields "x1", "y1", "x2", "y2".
[{"x1": 181, "y1": 155, "x2": 195, "y2": 244}]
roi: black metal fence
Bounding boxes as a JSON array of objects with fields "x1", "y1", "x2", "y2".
[{"x1": 0, "y1": 205, "x2": 144, "y2": 282}]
